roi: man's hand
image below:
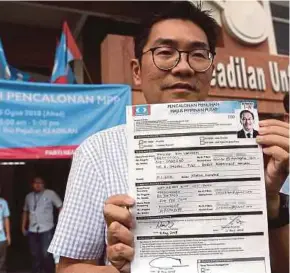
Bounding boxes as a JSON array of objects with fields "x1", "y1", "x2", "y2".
[
  {"x1": 104, "y1": 195, "x2": 135, "y2": 273},
  {"x1": 257, "y1": 119, "x2": 289, "y2": 218}
]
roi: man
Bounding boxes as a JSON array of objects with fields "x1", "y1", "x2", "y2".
[
  {"x1": 49, "y1": 2, "x2": 289, "y2": 273},
  {"x1": 237, "y1": 110, "x2": 259, "y2": 138},
  {"x1": 22, "y1": 177, "x2": 62, "y2": 273},
  {"x1": 0, "y1": 191, "x2": 11, "y2": 273}
]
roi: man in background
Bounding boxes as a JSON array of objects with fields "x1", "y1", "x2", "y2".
[
  {"x1": 0, "y1": 188, "x2": 10, "y2": 273},
  {"x1": 237, "y1": 109, "x2": 259, "y2": 138},
  {"x1": 22, "y1": 177, "x2": 62, "y2": 273}
]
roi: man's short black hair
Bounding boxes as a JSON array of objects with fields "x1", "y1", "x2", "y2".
[
  {"x1": 32, "y1": 176, "x2": 45, "y2": 184},
  {"x1": 283, "y1": 93, "x2": 289, "y2": 114},
  {"x1": 240, "y1": 110, "x2": 254, "y2": 120},
  {"x1": 134, "y1": 1, "x2": 219, "y2": 61}
]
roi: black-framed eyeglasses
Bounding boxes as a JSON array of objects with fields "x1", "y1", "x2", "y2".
[{"x1": 142, "y1": 46, "x2": 215, "y2": 72}]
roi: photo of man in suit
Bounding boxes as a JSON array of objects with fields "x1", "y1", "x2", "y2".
[{"x1": 237, "y1": 110, "x2": 259, "y2": 138}]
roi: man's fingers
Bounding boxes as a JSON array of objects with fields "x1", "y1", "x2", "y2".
[
  {"x1": 257, "y1": 135, "x2": 289, "y2": 152},
  {"x1": 118, "y1": 262, "x2": 131, "y2": 273},
  {"x1": 107, "y1": 242, "x2": 135, "y2": 263},
  {"x1": 263, "y1": 146, "x2": 289, "y2": 193},
  {"x1": 105, "y1": 194, "x2": 135, "y2": 207},
  {"x1": 260, "y1": 119, "x2": 289, "y2": 129},
  {"x1": 104, "y1": 195, "x2": 134, "y2": 273},
  {"x1": 263, "y1": 146, "x2": 289, "y2": 165},
  {"x1": 259, "y1": 125, "x2": 289, "y2": 138},
  {"x1": 107, "y1": 221, "x2": 134, "y2": 246},
  {"x1": 104, "y1": 204, "x2": 133, "y2": 228}
]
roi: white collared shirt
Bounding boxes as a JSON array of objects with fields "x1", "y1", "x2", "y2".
[{"x1": 24, "y1": 189, "x2": 62, "y2": 233}]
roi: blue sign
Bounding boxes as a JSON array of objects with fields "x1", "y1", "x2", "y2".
[{"x1": 0, "y1": 80, "x2": 131, "y2": 159}]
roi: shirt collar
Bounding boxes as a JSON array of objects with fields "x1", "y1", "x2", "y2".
[{"x1": 243, "y1": 129, "x2": 253, "y2": 136}]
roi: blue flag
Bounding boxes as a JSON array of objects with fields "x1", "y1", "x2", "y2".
[{"x1": 0, "y1": 38, "x2": 11, "y2": 80}]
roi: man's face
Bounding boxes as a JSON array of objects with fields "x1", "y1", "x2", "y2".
[
  {"x1": 32, "y1": 178, "x2": 44, "y2": 192},
  {"x1": 132, "y1": 19, "x2": 213, "y2": 104},
  {"x1": 241, "y1": 112, "x2": 254, "y2": 132}
]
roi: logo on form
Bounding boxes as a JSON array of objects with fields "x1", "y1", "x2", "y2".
[{"x1": 132, "y1": 105, "x2": 151, "y2": 116}]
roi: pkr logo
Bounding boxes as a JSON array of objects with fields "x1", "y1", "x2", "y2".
[{"x1": 132, "y1": 105, "x2": 151, "y2": 116}]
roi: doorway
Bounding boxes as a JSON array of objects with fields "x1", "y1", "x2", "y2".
[{"x1": 0, "y1": 159, "x2": 71, "y2": 272}]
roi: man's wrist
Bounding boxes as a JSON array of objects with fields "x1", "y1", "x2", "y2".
[
  {"x1": 267, "y1": 193, "x2": 280, "y2": 220},
  {"x1": 268, "y1": 193, "x2": 289, "y2": 229}
]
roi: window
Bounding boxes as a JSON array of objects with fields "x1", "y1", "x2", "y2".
[{"x1": 270, "y1": 1, "x2": 289, "y2": 55}]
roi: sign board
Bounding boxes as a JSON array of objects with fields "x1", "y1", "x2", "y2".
[
  {"x1": 0, "y1": 80, "x2": 131, "y2": 159},
  {"x1": 210, "y1": 49, "x2": 289, "y2": 101}
]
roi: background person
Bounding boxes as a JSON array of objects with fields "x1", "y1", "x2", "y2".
[
  {"x1": 0, "y1": 188, "x2": 11, "y2": 273},
  {"x1": 22, "y1": 177, "x2": 62, "y2": 273}
]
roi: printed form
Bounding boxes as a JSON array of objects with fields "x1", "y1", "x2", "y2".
[{"x1": 127, "y1": 101, "x2": 271, "y2": 273}]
